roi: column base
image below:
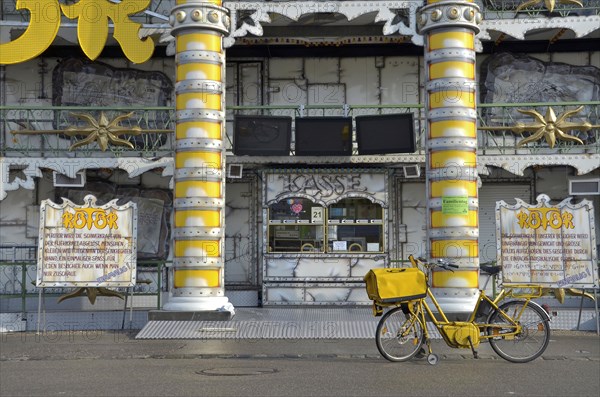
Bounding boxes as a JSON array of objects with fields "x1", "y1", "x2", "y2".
[
  {"x1": 148, "y1": 310, "x2": 233, "y2": 321},
  {"x1": 162, "y1": 296, "x2": 235, "y2": 317}
]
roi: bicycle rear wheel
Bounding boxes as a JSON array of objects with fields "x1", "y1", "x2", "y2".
[
  {"x1": 487, "y1": 300, "x2": 550, "y2": 363},
  {"x1": 375, "y1": 305, "x2": 424, "y2": 362}
]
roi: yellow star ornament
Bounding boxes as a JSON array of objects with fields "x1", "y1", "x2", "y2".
[
  {"x1": 65, "y1": 112, "x2": 142, "y2": 151},
  {"x1": 10, "y1": 111, "x2": 172, "y2": 151},
  {"x1": 513, "y1": 106, "x2": 591, "y2": 148}
]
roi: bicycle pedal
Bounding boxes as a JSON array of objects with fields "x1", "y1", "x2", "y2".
[{"x1": 467, "y1": 336, "x2": 478, "y2": 359}]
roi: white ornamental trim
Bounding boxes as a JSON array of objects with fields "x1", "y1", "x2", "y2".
[
  {"x1": 224, "y1": 0, "x2": 425, "y2": 47},
  {"x1": 2, "y1": 154, "x2": 598, "y2": 200},
  {"x1": 143, "y1": 4, "x2": 600, "y2": 53},
  {"x1": 479, "y1": 16, "x2": 600, "y2": 41},
  {"x1": 0, "y1": 157, "x2": 174, "y2": 200},
  {"x1": 478, "y1": 154, "x2": 600, "y2": 177}
]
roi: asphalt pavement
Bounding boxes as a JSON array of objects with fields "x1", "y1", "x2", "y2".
[
  {"x1": 1, "y1": 328, "x2": 598, "y2": 362},
  {"x1": 1, "y1": 328, "x2": 599, "y2": 397}
]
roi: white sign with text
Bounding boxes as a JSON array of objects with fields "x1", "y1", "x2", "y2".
[
  {"x1": 37, "y1": 195, "x2": 137, "y2": 287},
  {"x1": 496, "y1": 194, "x2": 598, "y2": 288}
]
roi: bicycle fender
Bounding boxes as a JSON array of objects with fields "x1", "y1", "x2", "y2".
[{"x1": 527, "y1": 300, "x2": 551, "y2": 322}]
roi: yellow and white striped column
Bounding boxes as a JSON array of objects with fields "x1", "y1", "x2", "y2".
[
  {"x1": 163, "y1": 0, "x2": 233, "y2": 313},
  {"x1": 417, "y1": 1, "x2": 482, "y2": 313}
]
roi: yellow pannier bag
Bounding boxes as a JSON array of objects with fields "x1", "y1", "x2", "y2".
[{"x1": 364, "y1": 267, "x2": 427, "y2": 304}]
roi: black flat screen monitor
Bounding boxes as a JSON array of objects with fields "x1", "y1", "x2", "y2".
[
  {"x1": 233, "y1": 115, "x2": 292, "y2": 156},
  {"x1": 294, "y1": 117, "x2": 353, "y2": 156},
  {"x1": 355, "y1": 113, "x2": 415, "y2": 155}
]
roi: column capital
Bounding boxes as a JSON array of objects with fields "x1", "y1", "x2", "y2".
[
  {"x1": 169, "y1": 2, "x2": 230, "y2": 36},
  {"x1": 417, "y1": 1, "x2": 482, "y2": 35}
]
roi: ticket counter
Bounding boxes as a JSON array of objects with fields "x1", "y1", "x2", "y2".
[{"x1": 261, "y1": 170, "x2": 389, "y2": 304}]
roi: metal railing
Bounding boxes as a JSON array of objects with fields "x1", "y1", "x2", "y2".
[
  {"x1": 0, "y1": 257, "x2": 168, "y2": 316},
  {"x1": 2, "y1": 102, "x2": 599, "y2": 157},
  {"x1": 1, "y1": 106, "x2": 175, "y2": 158},
  {"x1": 479, "y1": 0, "x2": 600, "y2": 18},
  {"x1": 478, "y1": 101, "x2": 600, "y2": 155}
]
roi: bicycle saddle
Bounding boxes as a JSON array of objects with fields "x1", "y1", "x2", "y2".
[{"x1": 480, "y1": 262, "x2": 501, "y2": 275}]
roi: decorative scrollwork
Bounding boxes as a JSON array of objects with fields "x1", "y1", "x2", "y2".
[
  {"x1": 57, "y1": 287, "x2": 124, "y2": 304},
  {"x1": 481, "y1": 106, "x2": 598, "y2": 148},
  {"x1": 225, "y1": 1, "x2": 425, "y2": 47},
  {"x1": 515, "y1": 0, "x2": 583, "y2": 13},
  {"x1": 512, "y1": 106, "x2": 592, "y2": 147},
  {"x1": 11, "y1": 112, "x2": 171, "y2": 151}
]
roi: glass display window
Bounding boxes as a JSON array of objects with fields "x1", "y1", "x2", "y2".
[
  {"x1": 267, "y1": 197, "x2": 384, "y2": 254},
  {"x1": 327, "y1": 198, "x2": 384, "y2": 253},
  {"x1": 268, "y1": 198, "x2": 325, "y2": 253}
]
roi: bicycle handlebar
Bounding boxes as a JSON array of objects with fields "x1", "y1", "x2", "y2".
[{"x1": 412, "y1": 255, "x2": 458, "y2": 272}]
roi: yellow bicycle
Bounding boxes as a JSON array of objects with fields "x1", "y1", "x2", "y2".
[{"x1": 374, "y1": 255, "x2": 551, "y2": 364}]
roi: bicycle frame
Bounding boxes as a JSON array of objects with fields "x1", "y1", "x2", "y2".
[
  {"x1": 408, "y1": 257, "x2": 546, "y2": 349},
  {"x1": 374, "y1": 256, "x2": 552, "y2": 363}
]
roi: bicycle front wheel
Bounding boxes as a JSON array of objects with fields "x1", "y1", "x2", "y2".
[
  {"x1": 487, "y1": 300, "x2": 550, "y2": 363},
  {"x1": 375, "y1": 305, "x2": 424, "y2": 362}
]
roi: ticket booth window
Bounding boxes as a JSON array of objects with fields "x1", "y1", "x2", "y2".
[
  {"x1": 327, "y1": 198, "x2": 384, "y2": 253},
  {"x1": 267, "y1": 198, "x2": 325, "y2": 253},
  {"x1": 267, "y1": 197, "x2": 384, "y2": 254}
]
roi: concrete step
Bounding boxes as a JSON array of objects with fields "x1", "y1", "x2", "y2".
[{"x1": 1, "y1": 306, "x2": 598, "y2": 334}]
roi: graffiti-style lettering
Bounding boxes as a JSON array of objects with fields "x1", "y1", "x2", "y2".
[{"x1": 280, "y1": 174, "x2": 368, "y2": 199}]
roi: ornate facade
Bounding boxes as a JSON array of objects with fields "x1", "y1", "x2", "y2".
[{"x1": 1, "y1": 1, "x2": 598, "y2": 322}]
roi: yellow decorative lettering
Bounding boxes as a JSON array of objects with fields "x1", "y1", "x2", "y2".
[
  {"x1": 62, "y1": 212, "x2": 74, "y2": 228},
  {"x1": 561, "y1": 212, "x2": 574, "y2": 229},
  {"x1": 62, "y1": 208, "x2": 119, "y2": 230},
  {"x1": 515, "y1": 208, "x2": 576, "y2": 230},
  {"x1": 106, "y1": 212, "x2": 119, "y2": 229},
  {"x1": 60, "y1": 0, "x2": 154, "y2": 63},
  {"x1": 517, "y1": 211, "x2": 529, "y2": 229},
  {"x1": 75, "y1": 211, "x2": 88, "y2": 228},
  {"x1": 0, "y1": 0, "x2": 153, "y2": 65},
  {"x1": 0, "y1": 0, "x2": 61, "y2": 65},
  {"x1": 548, "y1": 210, "x2": 562, "y2": 229}
]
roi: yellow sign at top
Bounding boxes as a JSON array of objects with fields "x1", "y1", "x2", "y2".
[
  {"x1": 516, "y1": 208, "x2": 574, "y2": 230},
  {"x1": 0, "y1": 0, "x2": 154, "y2": 65},
  {"x1": 62, "y1": 208, "x2": 119, "y2": 230}
]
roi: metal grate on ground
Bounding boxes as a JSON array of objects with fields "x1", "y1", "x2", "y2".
[{"x1": 135, "y1": 307, "x2": 443, "y2": 340}]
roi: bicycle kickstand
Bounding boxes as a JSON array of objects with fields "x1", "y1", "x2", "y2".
[
  {"x1": 467, "y1": 336, "x2": 478, "y2": 359},
  {"x1": 416, "y1": 338, "x2": 431, "y2": 359}
]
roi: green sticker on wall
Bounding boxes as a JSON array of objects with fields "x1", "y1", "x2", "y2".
[{"x1": 442, "y1": 196, "x2": 468, "y2": 215}]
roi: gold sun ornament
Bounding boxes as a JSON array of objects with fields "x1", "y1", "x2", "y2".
[
  {"x1": 64, "y1": 112, "x2": 141, "y2": 151},
  {"x1": 511, "y1": 106, "x2": 592, "y2": 148},
  {"x1": 58, "y1": 286, "x2": 124, "y2": 304},
  {"x1": 11, "y1": 111, "x2": 172, "y2": 151},
  {"x1": 516, "y1": 0, "x2": 583, "y2": 13}
]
